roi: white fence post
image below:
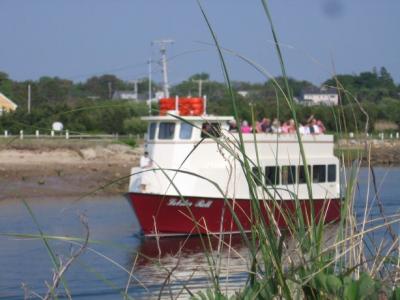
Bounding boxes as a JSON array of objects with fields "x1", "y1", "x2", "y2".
[
  {"x1": 397, "y1": 132, "x2": 399, "y2": 139},
  {"x1": 380, "y1": 132, "x2": 384, "y2": 140},
  {"x1": 390, "y1": 133, "x2": 393, "y2": 139},
  {"x1": 19, "y1": 130, "x2": 24, "y2": 140},
  {"x1": 4, "y1": 130, "x2": 8, "y2": 137},
  {"x1": 349, "y1": 132, "x2": 354, "y2": 138},
  {"x1": 35, "y1": 130, "x2": 39, "y2": 138},
  {"x1": 65, "y1": 130, "x2": 69, "y2": 140},
  {"x1": 51, "y1": 130, "x2": 54, "y2": 137}
]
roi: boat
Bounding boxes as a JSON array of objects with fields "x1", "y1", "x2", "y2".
[{"x1": 127, "y1": 96, "x2": 341, "y2": 237}]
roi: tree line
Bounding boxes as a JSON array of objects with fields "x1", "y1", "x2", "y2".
[{"x1": 0, "y1": 67, "x2": 399, "y2": 135}]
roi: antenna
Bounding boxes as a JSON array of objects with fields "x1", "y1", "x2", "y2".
[{"x1": 152, "y1": 39, "x2": 174, "y2": 98}]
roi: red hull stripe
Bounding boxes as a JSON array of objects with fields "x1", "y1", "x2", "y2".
[{"x1": 127, "y1": 193, "x2": 341, "y2": 236}]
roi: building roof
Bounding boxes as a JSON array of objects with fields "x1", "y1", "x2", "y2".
[
  {"x1": 0, "y1": 92, "x2": 18, "y2": 110},
  {"x1": 302, "y1": 87, "x2": 337, "y2": 95}
]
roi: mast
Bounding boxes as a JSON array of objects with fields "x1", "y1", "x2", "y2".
[{"x1": 152, "y1": 39, "x2": 174, "y2": 98}]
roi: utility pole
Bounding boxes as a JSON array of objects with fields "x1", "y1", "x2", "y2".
[
  {"x1": 108, "y1": 81, "x2": 112, "y2": 99},
  {"x1": 148, "y1": 58, "x2": 152, "y2": 115},
  {"x1": 131, "y1": 79, "x2": 138, "y2": 100},
  {"x1": 152, "y1": 39, "x2": 174, "y2": 98},
  {"x1": 27, "y1": 84, "x2": 31, "y2": 114},
  {"x1": 192, "y1": 79, "x2": 208, "y2": 97}
]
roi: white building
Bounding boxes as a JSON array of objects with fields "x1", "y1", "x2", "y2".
[
  {"x1": 302, "y1": 87, "x2": 338, "y2": 106},
  {"x1": 112, "y1": 90, "x2": 138, "y2": 100}
]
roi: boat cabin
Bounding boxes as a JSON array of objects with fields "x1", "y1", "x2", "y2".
[{"x1": 130, "y1": 113, "x2": 340, "y2": 202}]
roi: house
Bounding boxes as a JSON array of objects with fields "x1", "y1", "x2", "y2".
[
  {"x1": 301, "y1": 87, "x2": 338, "y2": 106},
  {"x1": 237, "y1": 90, "x2": 249, "y2": 98},
  {"x1": 112, "y1": 90, "x2": 161, "y2": 103},
  {"x1": 0, "y1": 92, "x2": 18, "y2": 115},
  {"x1": 112, "y1": 90, "x2": 138, "y2": 100}
]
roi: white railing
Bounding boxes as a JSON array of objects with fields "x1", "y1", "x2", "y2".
[{"x1": 0, "y1": 130, "x2": 143, "y2": 140}]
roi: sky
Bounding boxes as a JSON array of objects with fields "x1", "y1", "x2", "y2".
[{"x1": 0, "y1": 0, "x2": 399, "y2": 85}]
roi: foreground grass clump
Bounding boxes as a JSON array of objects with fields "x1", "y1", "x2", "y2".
[{"x1": 187, "y1": 0, "x2": 400, "y2": 299}]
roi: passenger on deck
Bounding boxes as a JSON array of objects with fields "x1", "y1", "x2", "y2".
[
  {"x1": 255, "y1": 120, "x2": 263, "y2": 133},
  {"x1": 140, "y1": 151, "x2": 152, "y2": 192},
  {"x1": 317, "y1": 119, "x2": 326, "y2": 134},
  {"x1": 281, "y1": 121, "x2": 289, "y2": 133},
  {"x1": 286, "y1": 119, "x2": 295, "y2": 134},
  {"x1": 241, "y1": 120, "x2": 252, "y2": 133},
  {"x1": 228, "y1": 120, "x2": 238, "y2": 132},
  {"x1": 299, "y1": 122, "x2": 310, "y2": 135},
  {"x1": 260, "y1": 118, "x2": 272, "y2": 133},
  {"x1": 271, "y1": 118, "x2": 281, "y2": 133}
]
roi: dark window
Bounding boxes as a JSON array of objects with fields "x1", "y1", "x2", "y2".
[
  {"x1": 313, "y1": 165, "x2": 326, "y2": 183},
  {"x1": 158, "y1": 122, "x2": 175, "y2": 139},
  {"x1": 298, "y1": 165, "x2": 311, "y2": 184},
  {"x1": 179, "y1": 123, "x2": 193, "y2": 139},
  {"x1": 265, "y1": 166, "x2": 280, "y2": 185},
  {"x1": 328, "y1": 164, "x2": 336, "y2": 182},
  {"x1": 252, "y1": 167, "x2": 263, "y2": 186},
  {"x1": 281, "y1": 166, "x2": 296, "y2": 185},
  {"x1": 149, "y1": 122, "x2": 156, "y2": 140},
  {"x1": 201, "y1": 122, "x2": 221, "y2": 138}
]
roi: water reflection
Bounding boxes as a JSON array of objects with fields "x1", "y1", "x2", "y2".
[{"x1": 128, "y1": 234, "x2": 249, "y2": 298}]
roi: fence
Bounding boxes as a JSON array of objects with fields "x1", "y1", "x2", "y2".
[
  {"x1": 346, "y1": 132, "x2": 400, "y2": 140},
  {"x1": 0, "y1": 130, "x2": 143, "y2": 141}
]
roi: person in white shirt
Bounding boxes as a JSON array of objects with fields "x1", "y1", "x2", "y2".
[
  {"x1": 140, "y1": 151, "x2": 152, "y2": 168},
  {"x1": 140, "y1": 151, "x2": 152, "y2": 192}
]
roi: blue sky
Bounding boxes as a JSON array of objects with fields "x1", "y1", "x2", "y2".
[{"x1": 0, "y1": 0, "x2": 399, "y2": 85}]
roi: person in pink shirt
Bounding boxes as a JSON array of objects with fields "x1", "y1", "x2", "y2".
[
  {"x1": 281, "y1": 122, "x2": 289, "y2": 133},
  {"x1": 241, "y1": 120, "x2": 252, "y2": 133},
  {"x1": 317, "y1": 120, "x2": 326, "y2": 134},
  {"x1": 287, "y1": 119, "x2": 296, "y2": 134}
]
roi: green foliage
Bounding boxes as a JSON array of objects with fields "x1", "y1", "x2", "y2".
[
  {"x1": 0, "y1": 99, "x2": 148, "y2": 134},
  {"x1": 119, "y1": 138, "x2": 137, "y2": 148},
  {"x1": 0, "y1": 67, "x2": 399, "y2": 135},
  {"x1": 324, "y1": 67, "x2": 399, "y2": 104},
  {"x1": 123, "y1": 117, "x2": 147, "y2": 135}
]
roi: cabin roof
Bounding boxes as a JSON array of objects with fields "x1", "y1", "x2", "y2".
[{"x1": 141, "y1": 115, "x2": 234, "y2": 122}]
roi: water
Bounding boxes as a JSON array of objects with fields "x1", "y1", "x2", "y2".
[{"x1": 0, "y1": 167, "x2": 399, "y2": 299}]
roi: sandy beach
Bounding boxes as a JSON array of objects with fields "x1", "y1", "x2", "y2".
[{"x1": 0, "y1": 142, "x2": 142, "y2": 200}]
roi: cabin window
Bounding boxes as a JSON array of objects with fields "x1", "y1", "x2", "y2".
[
  {"x1": 201, "y1": 122, "x2": 221, "y2": 138},
  {"x1": 298, "y1": 165, "x2": 311, "y2": 184},
  {"x1": 281, "y1": 166, "x2": 296, "y2": 185},
  {"x1": 265, "y1": 166, "x2": 279, "y2": 185},
  {"x1": 328, "y1": 164, "x2": 336, "y2": 182},
  {"x1": 148, "y1": 122, "x2": 156, "y2": 140},
  {"x1": 313, "y1": 165, "x2": 326, "y2": 183},
  {"x1": 179, "y1": 123, "x2": 193, "y2": 140},
  {"x1": 252, "y1": 167, "x2": 263, "y2": 186},
  {"x1": 158, "y1": 122, "x2": 175, "y2": 139}
]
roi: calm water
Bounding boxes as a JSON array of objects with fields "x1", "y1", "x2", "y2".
[{"x1": 0, "y1": 167, "x2": 399, "y2": 299}]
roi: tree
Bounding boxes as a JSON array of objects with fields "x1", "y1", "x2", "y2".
[
  {"x1": 0, "y1": 71, "x2": 13, "y2": 98},
  {"x1": 83, "y1": 74, "x2": 127, "y2": 99}
]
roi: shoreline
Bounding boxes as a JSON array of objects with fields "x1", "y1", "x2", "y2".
[
  {"x1": 336, "y1": 139, "x2": 400, "y2": 166},
  {"x1": 0, "y1": 142, "x2": 142, "y2": 200}
]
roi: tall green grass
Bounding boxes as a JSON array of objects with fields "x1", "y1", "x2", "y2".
[{"x1": 185, "y1": 1, "x2": 400, "y2": 299}]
